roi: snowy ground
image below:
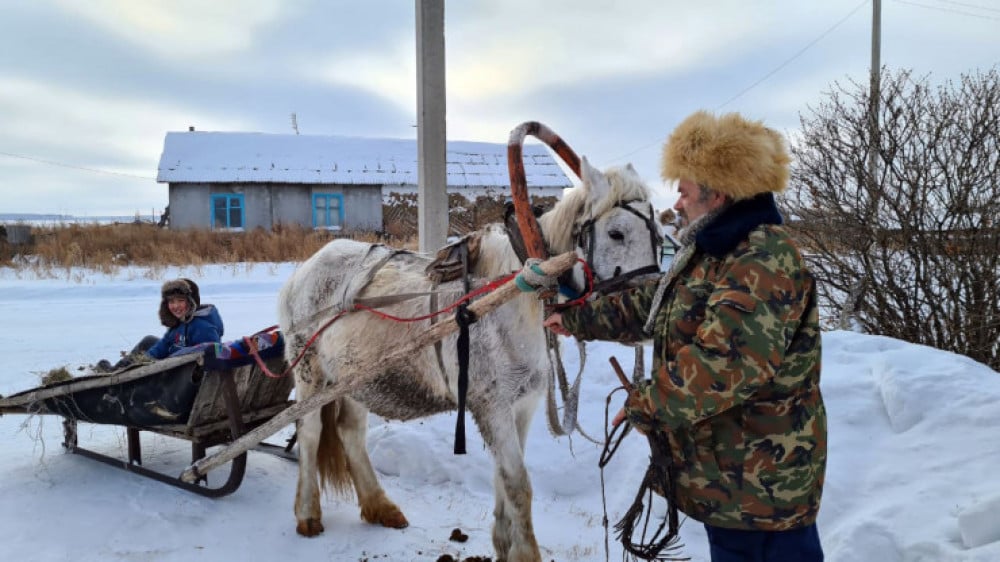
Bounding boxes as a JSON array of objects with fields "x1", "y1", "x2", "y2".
[{"x1": 2, "y1": 263, "x2": 999, "y2": 562}]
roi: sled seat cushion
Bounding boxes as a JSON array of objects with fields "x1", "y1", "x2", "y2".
[{"x1": 175, "y1": 327, "x2": 285, "y2": 370}]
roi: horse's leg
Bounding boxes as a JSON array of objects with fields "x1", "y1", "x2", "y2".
[
  {"x1": 474, "y1": 405, "x2": 541, "y2": 562},
  {"x1": 292, "y1": 346, "x2": 326, "y2": 537},
  {"x1": 491, "y1": 471, "x2": 514, "y2": 560},
  {"x1": 514, "y1": 389, "x2": 543, "y2": 454},
  {"x1": 336, "y1": 396, "x2": 409, "y2": 528}
]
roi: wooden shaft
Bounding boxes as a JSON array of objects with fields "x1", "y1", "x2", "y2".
[
  {"x1": 507, "y1": 121, "x2": 581, "y2": 260},
  {"x1": 181, "y1": 251, "x2": 579, "y2": 483},
  {"x1": 608, "y1": 356, "x2": 633, "y2": 391}
]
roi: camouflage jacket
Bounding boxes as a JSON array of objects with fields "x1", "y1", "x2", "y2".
[{"x1": 561, "y1": 224, "x2": 826, "y2": 531}]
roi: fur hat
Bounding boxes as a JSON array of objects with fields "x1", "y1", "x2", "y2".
[
  {"x1": 159, "y1": 278, "x2": 200, "y2": 328},
  {"x1": 661, "y1": 110, "x2": 790, "y2": 200}
]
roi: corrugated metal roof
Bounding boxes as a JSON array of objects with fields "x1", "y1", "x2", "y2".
[{"x1": 156, "y1": 131, "x2": 572, "y2": 188}]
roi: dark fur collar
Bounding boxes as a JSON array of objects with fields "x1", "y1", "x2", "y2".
[{"x1": 695, "y1": 193, "x2": 783, "y2": 258}]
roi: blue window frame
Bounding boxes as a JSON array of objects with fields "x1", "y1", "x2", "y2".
[
  {"x1": 211, "y1": 194, "x2": 245, "y2": 229},
  {"x1": 312, "y1": 193, "x2": 344, "y2": 229}
]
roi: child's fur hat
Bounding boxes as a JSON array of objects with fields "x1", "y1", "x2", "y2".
[
  {"x1": 159, "y1": 278, "x2": 200, "y2": 328},
  {"x1": 661, "y1": 111, "x2": 790, "y2": 200}
]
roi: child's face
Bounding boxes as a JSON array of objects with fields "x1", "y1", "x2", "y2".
[{"x1": 167, "y1": 296, "x2": 190, "y2": 319}]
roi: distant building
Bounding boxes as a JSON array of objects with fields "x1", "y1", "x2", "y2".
[{"x1": 155, "y1": 130, "x2": 572, "y2": 232}]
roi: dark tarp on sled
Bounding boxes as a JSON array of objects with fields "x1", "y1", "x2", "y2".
[{"x1": 2, "y1": 329, "x2": 286, "y2": 428}]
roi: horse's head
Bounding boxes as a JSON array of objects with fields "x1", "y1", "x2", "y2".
[{"x1": 539, "y1": 157, "x2": 663, "y2": 297}]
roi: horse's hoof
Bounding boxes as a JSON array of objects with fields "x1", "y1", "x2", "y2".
[
  {"x1": 380, "y1": 510, "x2": 409, "y2": 529},
  {"x1": 296, "y1": 518, "x2": 325, "y2": 537},
  {"x1": 362, "y1": 505, "x2": 409, "y2": 528}
]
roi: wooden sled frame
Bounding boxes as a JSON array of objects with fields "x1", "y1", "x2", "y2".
[{"x1": 1, "y1": 347, "x2": 295, "y2": 498}]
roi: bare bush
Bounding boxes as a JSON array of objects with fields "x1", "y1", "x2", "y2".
[{"x1": 783, "y1": 67, "x2": 1000, "y2": 370}]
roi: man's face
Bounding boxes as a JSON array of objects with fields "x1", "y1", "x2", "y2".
[{"x1": 673, "y1": 179, "x2": 724, "y2": 227}]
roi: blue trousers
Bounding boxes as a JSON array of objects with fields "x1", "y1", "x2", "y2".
[{"x1": 704, "y1": 523, "x2": 824, "y2": 562}]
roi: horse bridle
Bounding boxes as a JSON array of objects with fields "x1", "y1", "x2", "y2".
[
  {"x1": 503, "y1": 198, "x2": 663, "y2": 298},
  {"x1": 571, "y1": 200, "x2": 664, "y2": 296}
]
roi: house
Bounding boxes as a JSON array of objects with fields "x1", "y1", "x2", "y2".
[{"x1": 155, "y1": 130, "x2": 573, "y2": 232}]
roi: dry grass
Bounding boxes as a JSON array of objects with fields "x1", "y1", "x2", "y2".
[
  {"x1": 0, "y1": 222, "x2": 417, "y2": 272},
  {"x1": 0, "y1": 194, "x2": 556, "y2": 274}
]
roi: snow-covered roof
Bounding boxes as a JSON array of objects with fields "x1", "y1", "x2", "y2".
[{"x1": 156, "y1": 131, "x2": 573, "y2": 188}]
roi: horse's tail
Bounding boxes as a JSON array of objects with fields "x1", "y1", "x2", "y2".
[{"x1": 317, "y1": 399, "x2": 353, "y2": 497}]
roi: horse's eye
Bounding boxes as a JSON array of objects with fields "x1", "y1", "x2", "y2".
[{"x1": 609, "y1": 230, "x2": 625, "y2": 241}]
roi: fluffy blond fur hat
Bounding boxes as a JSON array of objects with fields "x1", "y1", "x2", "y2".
[{"x1": 661, "y1": 110, "x2": 790, "y2": 200}]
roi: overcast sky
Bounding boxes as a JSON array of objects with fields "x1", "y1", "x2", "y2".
[{"x1": 1, "y1": 0, "x2": 997, "y2": 217}]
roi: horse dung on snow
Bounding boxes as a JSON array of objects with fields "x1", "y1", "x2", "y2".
[{"x1": 277, "y1": 156, "x2": 662, "y2": 562}]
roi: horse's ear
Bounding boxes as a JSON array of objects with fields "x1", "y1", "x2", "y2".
[
  {"x1": 625, "y1": 162, "x2": 638, "y2": 175},
  {"x1": 580, "y1": 156, "x2": 611, "y2": 203},
  {"x1": 425, "y1": 231, "x2": 482, "y2": 283}
]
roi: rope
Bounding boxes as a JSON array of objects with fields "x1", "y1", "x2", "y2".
[
  {"x1": 599, "y1": 386, "x2": 630, "y2": 562},
  {"x1": 245, "y1": 260, "x2": 552, "y2": 380},
  {"x1": 515, "y1": 258, "x2": 558, "y2": 292},
  {"x1": 600, "y1": 357, "x2": 685, "y2": 561},
  {"x1": 613, "y1": 433, "x2": 685, "y2": 562},
  {"x1": 544, "y1": 334, "x2": 603, "y2": 445}
]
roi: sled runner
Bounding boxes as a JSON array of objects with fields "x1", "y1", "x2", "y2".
[{"x1": 0, "y1": 329, "x2": 294, "y2": 497}]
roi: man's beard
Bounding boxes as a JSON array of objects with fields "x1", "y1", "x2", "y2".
[{"x1": 675, "y1": 210, "x2": 689, "y2": 228}]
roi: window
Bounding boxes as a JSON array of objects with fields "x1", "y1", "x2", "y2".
[
  {"x1": 211, "y1": 194, "x2": 245, "y2": 230},
  {"x1": 312, "y1": 193, "x2": 343, "y2": 229}
]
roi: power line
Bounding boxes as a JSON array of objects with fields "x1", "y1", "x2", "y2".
[
  {"x1": 608, "y1": 0, "x2": 870, "y2": 164},
  {"x1": 715, "y1": 0, "x2": 871, "y2": 111},
  {"x1": 934, "y1": 0, "x2": 1000, "y2": 14},
  {"x1": 895, "y1": 0, "x2": 1000, "y2": 19},
  {"x1": 0, "y1": 150, "x2": 156, "y2": 180}
]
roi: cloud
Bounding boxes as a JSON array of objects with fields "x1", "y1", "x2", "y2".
[
  {"x1": 52, "y1": 0, "x2": 288, "y2": 58},
  {"x1": 0, "y1": 75, "x2": 251, "y2": 215},
  {"x1": 0, "y1": 77, "x2": 250, "y2": 166},
  {"x1": 303, "y1": 0, "x2": 865, "y2": 155},
  {"x1": 5, "y1": 0, "x2": 994, "y2": 216}
]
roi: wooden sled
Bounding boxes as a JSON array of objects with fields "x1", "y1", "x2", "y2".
[{"x1": 0, "y1": 333, "x2": 294, "y2": 498}]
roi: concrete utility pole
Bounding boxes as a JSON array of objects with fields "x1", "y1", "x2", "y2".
[
  {"x1": 839, "y1": 0, "x2": 883, "y2": 330},
  {"x1": 415, "y1": 0, "x2": 448, "y2": 253},
  {"x1": 868, "y1": 0, "x2": 881, "y2": 185}
]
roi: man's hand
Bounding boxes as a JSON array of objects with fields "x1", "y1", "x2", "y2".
[
  {"x1": 543, "y1": 312, "x2": 570, "y2": 337},
  {"x1": 613, "y1": 405, "x2": 649, "y2": 435},
  {"x1": 612, "y1": 406, "x2": 627, "y2": 428}
]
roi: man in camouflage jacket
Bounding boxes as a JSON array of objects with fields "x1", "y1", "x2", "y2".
[{"x1": 545, "y1": 111, "x2": 826, "y2": 561}]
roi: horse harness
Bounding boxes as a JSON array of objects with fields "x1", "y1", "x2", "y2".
[
  {"x1": 575, "y1": 200, "x2": 664, "y2": 295},
  {"x1": 504, "y1": 199, "x2": 664, "y2": 299}
]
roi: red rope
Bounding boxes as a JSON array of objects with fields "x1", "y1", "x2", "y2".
[
  {"x1": 247, "y1": 272, "x2": 517, "y2": 379},
  {"x1": 246, "y1": 260, "x2": 593, "y2": 379},
  {"x1": 250, "y1": 310, "x2": 352, "y2": 379},
  {"x1": 355, "y1": 271, "x2": 518, "y2": 322}
]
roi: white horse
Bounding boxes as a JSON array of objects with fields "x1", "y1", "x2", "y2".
[{"x1": 278, "y1": 157, "x2": 662, "y2": 562}]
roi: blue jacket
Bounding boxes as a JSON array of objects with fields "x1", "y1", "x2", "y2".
[{"x1": 147, "y1": 304, "x2": 225, "y2": 359}]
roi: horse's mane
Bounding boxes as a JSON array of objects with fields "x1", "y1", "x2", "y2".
[
  {"x1": 538, "y1": 164, "x2": 652, "y2": 254},
  {"x1": 474, "y1": 224, "x2": 523, "y2": 279},
  {"x1": 459, "y1": 163, "x2": 651, "y2": 281}
]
